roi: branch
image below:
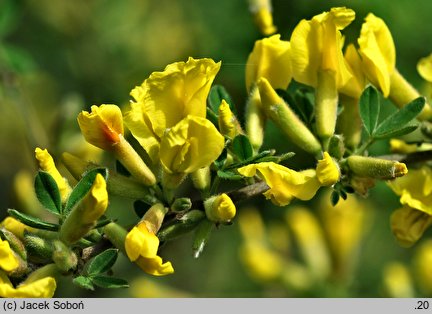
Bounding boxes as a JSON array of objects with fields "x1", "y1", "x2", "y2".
[{"x1": 227, "y1": 181, "x2": 269, "y2": 203}]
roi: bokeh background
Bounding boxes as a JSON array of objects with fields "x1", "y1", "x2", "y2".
[{"x1": 1, "y1": 0, "x2": 432, "y2": 297}]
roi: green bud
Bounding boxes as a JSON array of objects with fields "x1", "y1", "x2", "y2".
[
  {"x1": 328, "y1": 135, "x2": 345, "y2": 160},
  {"x1": 24, "y1": 232, "x2": 54, "y2": 264},
  {"x1": 103, "y1": 222, "x2": 127, "y2": 253},
  {"x1": 346, "y1": 156, "x2": 408, "y2": 180},
  {"x1": 1, "y1": 228, "x2": 26, "y2": 260},
  {"x1": 171, "y1": 198, "x2": 192, "y2": 213},
  {"x1": 52, "y1": 240, "x2": 77, "y2": 272}
]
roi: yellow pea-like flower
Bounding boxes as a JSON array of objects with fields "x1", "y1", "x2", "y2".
[
  {"x1": 390, "y1": 206, "x2": 432, "y2": 248},
  {"x1": 218, "y1": 100, "x2": 241, "y2": 138},
  {"x1": 245, "y1": 34, "x2": 292, "y2": 92},
  {"x1": 0, "y1": 239, "x2": 19, "y2": 273},
  {"x1": 204, "y1": 193, "x2": 236, "y2": 223},
  {"x1": 358, "y1": 13, "x2": 395, "y2": 97},
  {"x1": 160, "y1": 115, "x2": 224, "y2": 175},
  {"x1": 417, "y1": 53, "x2": 432, "y2": 82},
  {"x1": 77, "y1": 104, "x2": 124, "y2": 151},
  {"x1": 387, "y1": 166, "x2": 432, "y2": 215},
  {"x1": 413, "y1": 240, "x2": 432, "y2": 295},
  {"x1": 1, "y1": 217, "x2": 35, "y2": 240},
  {"x1": 125, "y1": 204, "x2": 173, "y2": 276},
  {"x1": 316, "y1": 152, "x2": 340, "y2": 186},
  {"x1": 238, "y1": 162, "x2": 321, "y2": 206},
  {"x1": 247, "y1": 0, "x2": 277, "y2": 36},
  {"x1": 124, "y1": 58, "x2": 221, "y2": 163},
  {"x1": 339, "y1": 44, "x2": 366, "y2": 99},
  {"x1": 0, "y1": 271, "x2": 56, "y2": 298},
  {"x1": 382, "y1": 262, "x2": 414, "y2": 298},
  {"x1": 35, "y1": 148, "x2": 72, "y2": 203},
  {"x1": 290, "y1": 7, "x2": 354, "y2": 88}
]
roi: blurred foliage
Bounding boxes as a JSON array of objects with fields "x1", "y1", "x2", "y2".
[{"x1": 2, "y1": 0, "x2": 432, "y2": 297}]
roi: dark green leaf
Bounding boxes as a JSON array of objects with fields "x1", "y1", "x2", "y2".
[
  {"x1": 359, "y1": 86, "x2": 380, "y2": 135},
  {"x1": 374, "y1": 97, "x2": 425, "y2": 137},
  {"x1": 294, "y1": 89, "x2": 315, "y2": 124},
  {"x1": 192, "y1": 219, "x2": 214, "y2": 258},
  {"x1": 217, "y1": 170, "x2": 243, "y2": 181},
  {"x1": 94, "y1": 218, "x2": 113, "y2": 229},
  {"x1": 91, "y1": 275, "x2": 129, "y2": 289},
  {"x1": 342, "y1": 185, "x2": 355, "y2": 194},
  {"x1": 373, "y1": 125, "x2": 419, "y2": 139},
  {"x1": 340, "y1": 190, "x2": 347, "y2": 200},
  {"x1": 330, "y1": 191, "x2": 340, "y2": 206},
  {"x1": 87, "y1": 249, "x2": 118, "y2": 276},
  {"x1": 64, "y1": 168, "x2": 108, "y2": 215},
  {"x1": 8, "y1": 209, "x2": 59, "y2": 231},
  {"x1": 214, "y1": 147, "x2": 228, "y2": 169},
  {"x1": 0, "y1": 0, "x2": 18, "y2": 38},
  {"x1": 73, "y1": 276, "x2": 94, "y2": 290},
  {"x1": 206, "y1": 107, "x2": 219, "y2": 126},
  {"x1": 34, "y1": 171, "x2": 62, "y2": 215},
  {"x1": 231, "y1": 134, "x2": 253, "y2": 161},
  {"x1": 208, "y1": 85, "x2": 236, "y2": 114}
]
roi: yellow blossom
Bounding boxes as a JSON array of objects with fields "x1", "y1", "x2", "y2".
[
  {"x1": 0, "y1": 271, "x2": 56, "y2": 298},
  {"x1": 59, "y1": 174, "x2": 108, "y2": 244},
  {"x1": 358, "y1": 13, "x2": 395, "y2": 97},
  {"x1": 1, "y1": 217, "x2": 35, "y2": 240},
  {"x1": 204, "y1": 193, "x2": 236, "y2": 223},
  {"x1": 77, "y1": 104, "x2": 124, "y2": 151},
  {"x1": 35, "y1": 148, "x2": 72, "y2": 203},
  {"x1": 290, "y1": 7, "x2": 354, "y2": 88},
  {"x1": 159, "y1": 115, "x2": 224, "y2": 175},
  {"x1": 316, "y1": 152, "x2": 340, "y2": 186},
  {"x1": 245, "y1": 34, "x2": 292, "y2": 92},
  {"x1": 125, "y1": 223, "x2": 173, "y2": 276},
  {"x1": 0, "y1": 239, "x2": 19, "y2": 273},
  {"x1": 382, "y1": 262, "x2": 414, "y2": 298},
  {"x1": 339, "y1": 44, "x2": 366, "y2": 99},
  {"x1": 413, "y1": 239, "x2": 432, "y2": 295},
  {"x1": 124, "y1": 58, "x2": 220, "y2": 163},
  {"x1": 239, "y1": 243, "x2": 283, "y2": 281},
  {"x1": 390, "y1": 206, "x2": 432, "y2": 247},
  {"x1": 237, "y1": 162, "x2": 321, "y2": 206}
]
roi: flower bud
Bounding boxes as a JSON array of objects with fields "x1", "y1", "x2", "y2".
[
  {"x1": 346, "y1": 156, "x2": 407, "y2": 180},
  {"x1": 204, "y1": 194, "x2": 236, "y2": 223},
  {"x1": 316, "y1": 152, "x2": 340, "y2": 186},
  {"x1": 218, "y1": 100, "x2": 241, "y2": 138},
  {"x1": 52, "y1": 241, "x2": 77, "y2": 273},
  {"x1": 171, "y1": 198, "x2": 192, "y2": 213}
]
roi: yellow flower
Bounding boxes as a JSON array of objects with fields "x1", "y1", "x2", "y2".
[
  {"x1": 413, "y1": 239, "x2": 432, "y2": 295},
  {"x1": 124, "y1": 58, "x2": 221, "y2": 163},
  {"x1": 316, "y1": 152, "x2": 340, "y2": 186},
  {"x1": 77, "y1": 104, "x2": 124, "y2": 150},
  {"x1": 290, "y1": 7, "x2": 354, "y2": 88},
  {"x1": 339, "y1": 44, "x2": 366, "y2": 99},
  {"x1": 240, "y1": 243, "x2": 283, "y2": 281},
  {"x1": 245, "y1": 34, "x2": 292, "y2": 92},
  {"x1": 388, "y1": 166, "x2": 432, "y2": 215},
  {"x1": 0, "y1": 271, "x2": 56, "y2": 298},
  {"x1": 382, "y1": 262, "x2": 414, "y2": 298},
  {"x1": 204, "y1": 193, "x2": 236, "y2": 223},
  {"x1": 358, "y1": 13, "x2": 395, "y2": 97},
  {"x1": 125, "y1": 223, "x2": 173, "y2": 276},
  {"x1": 35, "y1": 148, "x2": 72, "y2": 203},
  {"x1": 159, "y1": 115, "x2": 224, "y2": 174},
  {"x1": 237, "y1": 162, "x2": 321, "y2": 206},
  {"x1": 59, "y1": 173, "x2": 109, "y2": 244},
  {"x1": 417, "y1": 53, "x2": 432, "y2": 82},
  {"x1": 0, "y1": 239, "x2": 19, "y2": 273},
  {"x1": 390, "y1": 206, "x2": 432, "y2": 247}
]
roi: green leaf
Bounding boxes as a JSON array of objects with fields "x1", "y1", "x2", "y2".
[
  {"x1": 34, "y1": 171, "x2": 62, "y2": 215},
  {"x1": 374, "y1": 97, "x2": 425, "y2": 137},
  {"x1": 8, "y1": 209, "x2": 59, "y2": 231},
  {"x1": 373, "y1": 125, "x2": 419, "y2": 139},
  {"x1": 359, "y1": 86, "x2": 380, "y2": 135},
  {"x1": 64, "y1": 168, "x2": 108, "y2": 215},
  {"x1": 73, "y1": 276, "x2": 95, "y2": 291},
  {"x1": 214, "y1": 147, "x2": 228, "y2": 169},
  {"x1": 0, "y1": 0, "x2": 18, "y2": 38},
  {"x1": 94, "y1": 218, "x2": 113, "y2": 229},
  {"x1": 192, "y1": 219, "x2": 214, "y2": 259},
  {"x1": 206, "y1": 107, "x2": 219, "y2": 126},
  {"x1": 208, "y1": 85, "x2": 236, "y2": 114},
  {"x1": 231, "y1": 134, "x2": 253, "y2": 161},
  {"x1": 330, "y1": 191, "x2": 340, "y2": 206},
  {"x1": 91, "y1": 275, "x2": 129, "y2": 289},
  {"x1": 216, "y1": 170, "x2": 243, "y2": 181},
  {"x1": 87, "y1": 249, "x2": 118, "y2": 276}
]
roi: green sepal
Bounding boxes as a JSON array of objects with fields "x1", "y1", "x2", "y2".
[
  {"x1": 73, "y1": 276, "x2": 95, "y2": 291},
  {"x1": 64, "y1": 168, "x2": 108, "y2": 215},
  {"x1": 231, "y1": 134, "x2": 253, "y2": 161},
  {"x1": 86, "y1": 249, "x2": 118, "y2": 276},
  {"x1": 8, "y1": 209, "x2": 59, "y2": 231},
  {"x1": 359, "y1": 85, "x2": 380, "y2": 136},
  {"x1": 374, "y1": 97, "x2": 425, "y2": 137},
  {"x1": 208, "y1": 85, "x2": 236, "y2": 115},
  {"x1": 91, "y1": 275, "x2": 129, "y2": 289},
  {"x1": 192, "y1": 219, "x2": 214, "y2": 259},
  {"x1": 34, "y1": 171, "x2": 62, "y2": 215}
]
